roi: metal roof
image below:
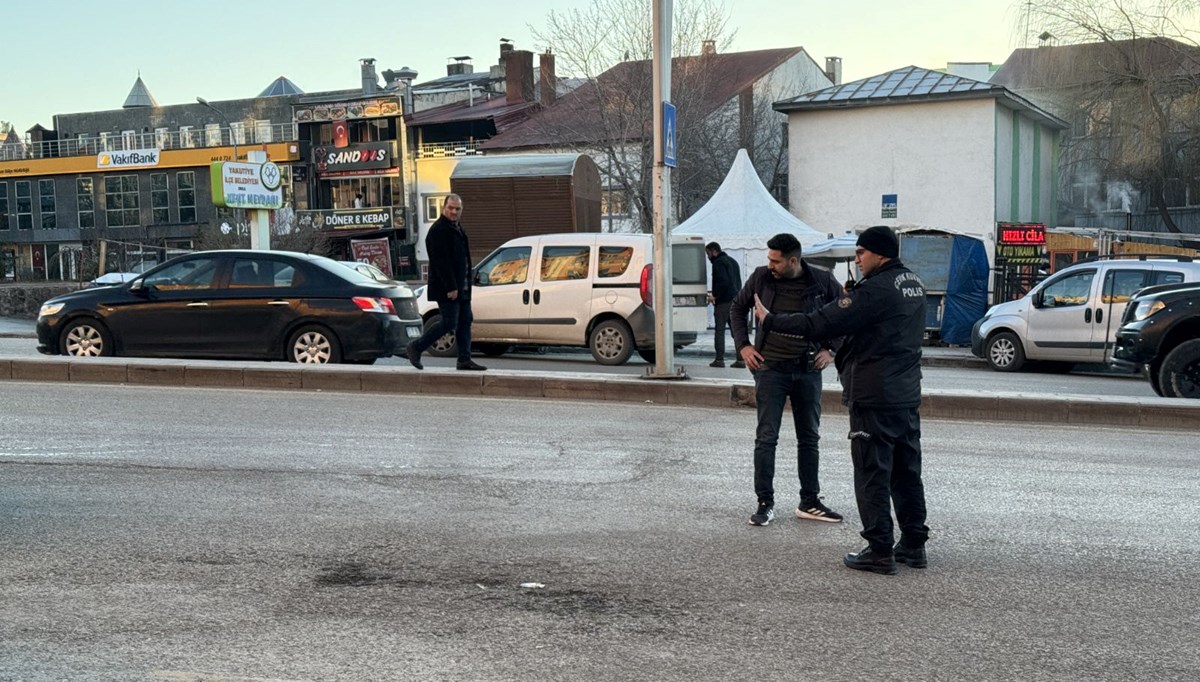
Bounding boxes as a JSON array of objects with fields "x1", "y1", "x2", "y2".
[
  {"x1": 259, "y1": 76, "x2": 305, "y2": 97},
  {"x1": 122, "y1": 76, "x2": 157, "y2": 108},
  {"x1": 774, "y1": 65, "x2": 1068, "y2": 129},
  {"x1": 450, "y1": 153, "x2": 585, "y2": 179}
]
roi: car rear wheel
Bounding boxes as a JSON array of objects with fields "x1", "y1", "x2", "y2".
[
  {"x1": 59, "y1": 318, "x2": 113, "y2": 357},
  {"x1": 287, "y1": 325, "x2": 342, "y2": 364},
  {"x1": 589, "y1": 319, "x2": 634, "y2": 366},
  {"x1": 422, "y1": 314, "x2": 456, "y2": 358},
  {"x1": 985, "y1": 331, "x2": 1025, "y2": 372},
  {"x1": 1158, "y1": 339, "x2": 1200, "y2": 399}
]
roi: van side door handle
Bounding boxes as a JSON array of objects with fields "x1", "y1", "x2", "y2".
[
  {"x1": 1084, "y1": 308, "x2": 1092, "y2": 323},
  {"x1": 533, "y1": 289, "x2": 541, "y2": 305},
  {"x1": 523, "y1": 290, "x2": 530, "y2": 305},
  {"x1": 1095, "y1": 308, "x2": 1103, "y2": 324}
]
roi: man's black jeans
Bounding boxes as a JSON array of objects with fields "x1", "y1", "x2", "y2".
[
  {"x1": 413, "y1": 296, "x2": 474, "y2": 363},
  {"x1": 752, "y1": 362, "x2": 823, "y2": 506},
  {"x1": 713, "y1": 301, "x2": 732, "y2": 362}
]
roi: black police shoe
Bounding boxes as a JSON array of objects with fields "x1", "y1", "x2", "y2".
[
  {"x1": 843, "y1": 546, "x2": 898, "y2": 575},
  {"x1": 894, "y1": 543, "x2": 927, "y2": 569}
]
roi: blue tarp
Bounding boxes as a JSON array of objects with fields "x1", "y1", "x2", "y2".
[{"x1": 941, "y1": 235, "x2": 990, "y2": 345}]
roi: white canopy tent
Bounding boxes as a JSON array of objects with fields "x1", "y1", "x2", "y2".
[{"x1": 674, "y1": 149, "x2": 827, "y2": 279}]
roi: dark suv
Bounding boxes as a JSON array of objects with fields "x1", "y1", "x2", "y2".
[{"x1": 1111, "y1": 281, "x2": 1200, "y2": 398}]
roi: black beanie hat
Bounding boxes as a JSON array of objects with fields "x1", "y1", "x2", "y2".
[{"x1": 856, "y1": 225, "x2": 899, "y2": 258}]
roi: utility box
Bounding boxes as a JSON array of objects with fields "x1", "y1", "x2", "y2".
[{"x1": 450, "y1": 153, "x2": 602, "y2": 262}]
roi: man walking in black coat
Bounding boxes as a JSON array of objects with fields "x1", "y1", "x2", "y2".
[
  {"x1": 405, "y1": 194, "x2": 486, "y2": 371},
  {"x1": 754, "y1": 226, "x2": 930, "y2": 574},
  {"x1": 706, "y1": 242, "x2": 743, "y2": 368}
]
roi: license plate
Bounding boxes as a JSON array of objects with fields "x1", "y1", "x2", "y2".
[{"x1": 405, "y1": 326, "x2": 422, "y2": 338}]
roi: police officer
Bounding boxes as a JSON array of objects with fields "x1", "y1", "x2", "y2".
[{"x1": 753, "y1": 225, "x2": 929, "y2": 575}]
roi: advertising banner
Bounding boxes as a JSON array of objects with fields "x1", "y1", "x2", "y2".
[
  {"x1": 97, "y1": 148, "x2": 161, "y2": 169},
  {"x1": 294, "y1": 97, "x2": 401, "y2": 123},
  {"x1": 313, "y1": 141, "x2": 394, "y2": 174},
  {"x1": 297, "y1": 207, "x2": 395, "y2": 230},
  {"x1": 211, "y1": 161, "x2": 284, "y2": 209},
  {"x1": 350, "y1": 237, "x2": 393, "y2": 277},
  {"x1": 996, "y1": 222, "x2": 1047, "y2": 264}
]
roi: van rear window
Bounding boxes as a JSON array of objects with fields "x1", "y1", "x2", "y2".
[
  {"x1": 598, "y1": 247, "x2": 633, "y2": 278},
  {"x1": 671, "y1": 243, "x2": 706, "y2": 285}
]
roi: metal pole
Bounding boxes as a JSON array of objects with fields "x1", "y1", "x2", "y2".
[
  {"x1": 647, "y1": 0, "x2": 678, "y2": 379},
  {"x1": 196, "y1": 97, "x2": 238, "y2": 161}
]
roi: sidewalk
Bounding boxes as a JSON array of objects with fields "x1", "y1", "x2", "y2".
[{"x1": 685, "y1": 328, "x2": 983, "y2": 368}]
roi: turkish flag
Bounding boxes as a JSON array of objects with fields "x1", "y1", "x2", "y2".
[{"x1": 333, "y1": 120, "x2": 349, "y2": 148}]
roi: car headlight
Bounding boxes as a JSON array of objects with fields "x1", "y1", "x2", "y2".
[
  {"x1": 38, "y1": 302, "x2": 65, "y2": 317},
  {"x1": 1131, "y1": 299, "x2": 1165, "y2": 321}
]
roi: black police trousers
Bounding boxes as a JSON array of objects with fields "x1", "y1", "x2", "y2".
[{"x1": 848, "y1": 405, "x2": 930, "y2": 553}]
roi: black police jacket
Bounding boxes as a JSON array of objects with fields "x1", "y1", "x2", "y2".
[{"x1": 759, "y1": 259, "x2": 926, "y2": 409}]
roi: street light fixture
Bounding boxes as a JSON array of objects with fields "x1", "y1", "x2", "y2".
[{"x1": 195, "y1": 96, "x2": 238, "y2": 160}]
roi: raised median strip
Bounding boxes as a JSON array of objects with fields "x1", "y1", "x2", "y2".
[{"x1": 1, "y1": 355, "x2": 1197, "y2": 430}]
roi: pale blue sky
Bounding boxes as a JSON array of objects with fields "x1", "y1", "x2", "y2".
[{"x1": 2, "y1": 0, "x2": 1036, "y2": 134}]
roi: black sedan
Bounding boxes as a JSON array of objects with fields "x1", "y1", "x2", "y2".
[{"x1": 37, "y1": 250, "x2": 423, "y2": 364}]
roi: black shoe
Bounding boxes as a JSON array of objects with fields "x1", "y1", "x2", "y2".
[
  {"x1": 894, "y1": 543, "x2": 927, "y2": 569},
  {"x1": 843, "y1": 546, "x2": 898, "y2": 575},
  {"x1": 748, "y1": 502, "x2": 775, "y2": 526},
  {"x1": 730, "y1": 360, "x2": 746, "y2": 369},
  {"x1": 709, "y1": 359, "x2": 725, "y2": 368},
  {"x1": 404, "y1": 342, "x2": 423, "y2": 370},
  {"x1": 456, "y1": 360, "x2": 487, "y2": 371},
  {"x1": 796, "y1": 499, "x2": 844, "y2": 523}
]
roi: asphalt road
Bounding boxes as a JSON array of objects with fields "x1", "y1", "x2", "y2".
[
  {"x1": 1, "y1": 382, "x2": 1196, "y2": 681},
  {"x1": 0, "y1": 336, "x2": 1157, "y2": 398}
]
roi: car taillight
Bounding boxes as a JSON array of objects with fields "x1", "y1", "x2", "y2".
[
  {"x1": 640, "y1": 264, "x2": 653, "y2": 307},
  {"x1": 352, "y1": 296, "x2": 396, "y2": 314}
]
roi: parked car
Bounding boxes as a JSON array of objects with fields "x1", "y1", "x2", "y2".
[
  {"x1": 1111, "y1": 281, "x2": 1200, "y2": 398},
  {"x1": 971, "y1": 256, "x2": 1200, "y2": 371},
  {"x1": 37, "y1": 250, "x2": 423, "y2": 364},
  {"x1": 414, "y1": 233, "x2": 710, "y2": 365}
]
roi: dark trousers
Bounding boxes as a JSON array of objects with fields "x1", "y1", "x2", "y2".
[
  {"x1": 413, "y1": 296, "x2": 473, "y2": 363},
  {"x1": 848, "y1": 405, "x2": 930, "y2": 553},
  {"x1": 713, "y1": 301, "x2": 731, "y2": 361},
  {"x1": 753, "y1": 363, "x2": 823, "y2": 506}
]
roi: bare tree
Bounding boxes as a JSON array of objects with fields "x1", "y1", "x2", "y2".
[
  {"x1": 1015, "y1": 0, "x2": 1200, "y2": 232},
  {"x1": 530, "y1": 0, "x2": 817, "y2": 232}
]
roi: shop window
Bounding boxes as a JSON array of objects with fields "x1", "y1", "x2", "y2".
[
  {"x1": 253, "y1": 119, "x2": 272, "y2": 143},
  {"x1": 601, "y1": 188, "x2": 629, "y2": 217},
  {"x1": 16, "y1": 181, "x2": 32, "y2": 230},
  {"x1": 155, "y1": 127, "x2": 170, "y2": 149},
  {"x1": 38, "y1": 179, "x2": 55, "y2": 229},
  {"x1": 180, "y1": 126, "x2": 195, "y2": 148},
  {"x1": 0, "y1": 182, "x2": 9, "y2": 230},
  {"x1": 151, "y1": 173, "x2": 170, "y2": 224},
  {"x1": 121, "y1": 130, "x2": 137, "y2": 149},
  {"x1": 205, "y1": 123, "x2": 221, "y2": 147},
  {"x1": 425, "y1": 195, "x2": 447, "y2": 221},
  {"x1": 230, "y1": 121, "x2": 246, "y2": 146},
  {"x1": 104, "y1": 175, "x2": 140, "y2": 227},
  {"x1": 77, "y1": 178, "x2": 95, "y2": 229},
  {"x1": 177, "y1": 172, "x2": 196, "y2": 223}
]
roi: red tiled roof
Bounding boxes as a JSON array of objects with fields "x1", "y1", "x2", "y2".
[
  {"x1": 991, "y1": 37, "x2": 1200, "y2": 90},
  {"x1": 480, "y1": 47, "x2": 810, "y2": 151}
]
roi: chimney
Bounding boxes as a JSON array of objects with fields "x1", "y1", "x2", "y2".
[
  {"x1": 825, "y1": 56, "x2": 842, "y2": 85},
  {"x1": 505, "y1": 49, "x2": 535, "y2": 104},
  {"x1": 701, "y1": 39, "x2": 717, "y2": 56},
  {"x1": 447, "y1": 56, "x2": 473, "y2": 77},
  {"x1": 361, "y1": 57, "x2": 379, "y2": 95},
  {"x1": 539, "y1": 50, "x2": 557, "y2": 107},
  {"x1": 500, "y1": 38, "x2": 514, "y2": 61}
]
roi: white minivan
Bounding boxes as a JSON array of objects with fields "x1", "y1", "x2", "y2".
[
  {"x1": 971, "y1": 256, "x2": 1200, "y2": 371},
  {"x1": 415, "y1": 233, "x2": 710, "y2": 365}
]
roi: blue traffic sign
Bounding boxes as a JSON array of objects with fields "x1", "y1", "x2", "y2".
[{"x1": 662, "y1": 102, "x2": 677, "y2": 168}]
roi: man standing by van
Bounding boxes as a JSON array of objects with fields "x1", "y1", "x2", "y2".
[
  {"x1": 730, "y1": 233, "x2": 844, "y2": 527},
  {"x1": 405, "y1": 194, "x2": 487, "y2": 371},
  {"x1": 706, "y1": 242, "x2": 743, "y2": 368}
]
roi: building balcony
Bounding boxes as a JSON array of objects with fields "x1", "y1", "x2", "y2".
[
  {"x1": 415, "y1": 140, "x2": 485, "y2": 159},
  {"x1": 0, "y1": 123, "x2": 300, "y2": 162}
]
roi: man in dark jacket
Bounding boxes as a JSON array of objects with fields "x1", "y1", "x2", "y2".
[
  {"x1": 405, "y1": 194, "x2": 486, "y2": 371},
  {"x1": 705, "y1": 242, "x2": 743, "y2": 368},
  {"x1": 754, "y1": 225, "x2": 930, "y2": 575},
  {"x1": 730, "y1": 233, "x2": 844, "y2": 528}
]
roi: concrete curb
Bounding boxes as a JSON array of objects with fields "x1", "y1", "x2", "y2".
[{"x1": 2, "y1": 355, "x2": 1197, "y2": 430}]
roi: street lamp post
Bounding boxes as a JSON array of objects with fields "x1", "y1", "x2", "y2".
[{"x1": 195, "y1": 97, "x2": 238, "y2": 160}]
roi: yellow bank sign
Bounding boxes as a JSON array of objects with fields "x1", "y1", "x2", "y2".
[{"x1": 97, "y1": 148, "x2": 161, "y2": 169}]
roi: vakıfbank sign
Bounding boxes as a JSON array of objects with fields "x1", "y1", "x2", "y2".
[{"x1": 97, "y1": 148, "x2": 161, "y2": 169}]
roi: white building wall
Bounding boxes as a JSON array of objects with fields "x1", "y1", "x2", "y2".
[
  {"x1": 994, "y1": 106, "x2": 1061, "y2": 227},
  {"x1": 787, "y1": 98, "x2": 998, "y2": 259}
]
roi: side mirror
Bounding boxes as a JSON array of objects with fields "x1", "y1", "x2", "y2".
[
  {"x1": 1031, "y1": 291, "x2": 1043, "y2": 308},
  {"x1": 474, "y1": 270, "x2": 489, "y2": 286}
]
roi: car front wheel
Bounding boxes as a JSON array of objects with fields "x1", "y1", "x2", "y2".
[
  {"x1": 985, "y1": 331, "x2": 1025, "y2": 372},
  {"x1": 1158, "y1": 339, "x2": 1200, "y2": 399},
  {"x1": 589, "y1": 319, "x2": 634, "y2": 365},
  {"x1": 59, "y1": 318, "x2": 113, "y2": 357},
  {"x1": 287, "y1": 325, "x2": 342, "y2": 364}
]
